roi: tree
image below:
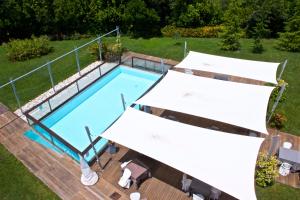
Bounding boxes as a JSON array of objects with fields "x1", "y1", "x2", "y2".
[
  {"x1": 220, "y1": 0, "x2": 242, "y2": 51},
  {"x1": 123, "y1": 0, "x2": 160, "y2": 38},
  {"x1": 276, "y1": 16, "x2": 300, "y2": 51}
]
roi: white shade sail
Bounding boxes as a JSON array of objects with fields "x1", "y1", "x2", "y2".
[
  {"x1": 136, "y1": 70, "x2": 274, "y2": 134},
  {"x1": 102, "y1": 108, "x2": 264, "y2": 200},
  {"x1": 175, "y1": 51, "x2": 280, "y2": 84}
]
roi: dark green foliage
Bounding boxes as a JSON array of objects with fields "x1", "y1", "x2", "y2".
[
  {"x1": 4, "y1": 36, "x2": 53, "y2": 61},
  {"x1": 0, "y1": 0, "x2": 299, "y2": 41},
  {"x1": 220, "y1": 0, "x2": 242, "y2": 51},
  {"x1": 252, "y1": 38, "x2": 264, "y2": 53},
  {"x1": 124, "y1": 0, "x2": 160, "y2": 37},
  {"x1": 277, "y1": 16, "x2": 300, "y2": 51},
  {"x1": 173, "y1": 0, "x2": 223, "y2": 28},
  {"x1": 251, "y1": 21, "x2": 267, "y2": 53},
  {"x1": 161, "y1": 25, "x2": 224, "y2": 38}
]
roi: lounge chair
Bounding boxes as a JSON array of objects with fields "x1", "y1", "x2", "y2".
[{"x1": 118, "y1": 168, "x2": 132, "y2": 188}]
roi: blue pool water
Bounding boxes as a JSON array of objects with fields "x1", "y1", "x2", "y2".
[{"x1": 28, "y1": 66, "x2": 161, "y2": 162}]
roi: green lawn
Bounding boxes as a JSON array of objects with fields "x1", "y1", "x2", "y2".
[
  {"x1": 2, "y1": 37, "x2": 298, "y2": 135},
  {"x1": 118, "y1": 37, "x2": 300, "y2": 136},
  {"x1": 1, "y1": 36, "x2": 300, "y2": 199},
  {"x1": 0, "y1": 144, "x2": 60, "y2": 200},
  {"x1": 256, "y1": 183, "x2": 300, "y2": 200}
]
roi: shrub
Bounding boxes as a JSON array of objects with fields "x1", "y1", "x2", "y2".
[
  {"x1": 161, "y1": 25, "x2": 224, "y2": 38},
  {"x1": 276, "y1": 31, "x2": 300, "y2": 52},
  {"x1": 252, "y1": 38, "x2": 264, "y2": 54},
  {"x1": 269, "y1": 112, "x2": 287, "y2": 129},
  {"x1": 5, "y1": 36, "x2": 53, "y2": 61},
  {"x1": 276, "y1": 16, "x2": 300, "y2": 52},
  {"x1": 219, "y1": 1, "x2": 242, "y2": 51},
  {"x1": 255, "y1": 153, "x2": 279, "y2": 187},
  {"x1": 89, "y1": 36, "x2": 126, "y2": 62},
  {"x1": 270, "y1": 80, "x2": 288, "y2": 103}
]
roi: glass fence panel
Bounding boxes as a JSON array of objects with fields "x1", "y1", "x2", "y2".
[
  {"x1": 77, "y1": 68, "x2": 100, "y2": 90},
  {"x1": 29, "y1": 101, "x2": 51, "y2": 120},
  {"x1": 100, "y1": 63, "x2": 118, "y2": 75},
  {"x1": 49, "y1": 83, "x2": 78, "y2": 110}
]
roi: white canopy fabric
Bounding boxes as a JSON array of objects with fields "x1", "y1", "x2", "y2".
[
  {"x1": 102, "y1": 108, "x2": 264, "y2": 200},
  {"x1": 175, "y1": 51, "x2": 280, "y2": 84},
  {"x1": 136, "y1": 70, "x2": 274, "y2": 134}
]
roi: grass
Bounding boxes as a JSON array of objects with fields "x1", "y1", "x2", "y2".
[
  {"x1": 0, "y1": 144, "x2": 60, "y2": 200},
  {"x1": 256, "y1": 183, "x2": 300, "y2": 200},
  {"x1": 0, "y1": 36, "x2": 299, "y2": 199},
  {"x1": 118, "y1": 37, "x2": 300, "y2": 135},
  {"x1": 0, "y1": 37, "x2": 299, "y2": 135}
]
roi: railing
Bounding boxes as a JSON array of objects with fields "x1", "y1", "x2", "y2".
[
  {"x1": 0, "y1": 27, "x2": 120, "y2": 112},
  {"x1": 24, "y1": 54, "x2": 171, "y2": 164}
]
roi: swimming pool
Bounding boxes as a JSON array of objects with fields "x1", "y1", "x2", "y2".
[{"x1": 27, "y1": 66, "x2": 161, "y2": 162}]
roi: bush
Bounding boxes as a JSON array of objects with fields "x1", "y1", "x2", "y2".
[
  {"x1": 89, "y1": 36, "x2": 126, "y2": 62},
  {"x1": 161, "y1": 25, "x2": 224, "y2": 38},
  {"x1": 252, "y1": 38, "x2": 264, "y2": 53},
  {"x1": 5, "y1": 36, "x2": 53, "y2": 61},
  {"x1": 270, "y1": 80, "x2": 288, "y2": 103},
  {"x1": 276, "y1": 31, "x2": 300, "y2": 52},
  {"x1": 269, "y1": 112, "x2": 287, "y2": 129},
  {"x1": 255, "y1": 153, "x2": 279, "y2": 187},
  {"x1": 276, "y1": 16, "x2": 300, "y2": 52}
]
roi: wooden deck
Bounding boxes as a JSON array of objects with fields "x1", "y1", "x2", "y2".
[
  {"x1": 1, "y1": 53, "x2": 300, "y2": 200},
  {"x1": 260, "y1": 129, "x2": 300, "y2": 188}
]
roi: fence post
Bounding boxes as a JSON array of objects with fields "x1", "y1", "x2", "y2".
[
  {"x1": 121, "y1": 93, "x2": 126, "y2": 111},
  {"x1": 267, "y1": 83, "x2": 287, "y2": 123},
  {"x1": 278, "y1": 59, "x2": 288, "y2": 80},
  {"x1": 75, "y1": 47, "x2": 81, "y2": 76},
  {"x1": 98, "y1": 36, "x2": 103, "y2": 62},
  {"x1": 85, "y1": 126, "x2": 103, "y2": 170},
  {"x1": 184, "y1": 41, "x2": 187, "y2": 58},
  {"x1": 116, "y1": 26, "x2": 122, "y2": 64},
  {"x1": 160, "y1": 58, "x2": 165, "y2": 74},
  {"x1": 10, "y1": 78, "x2": 22, "y2": 113},
  {"x1": 47, "y1": 62, "x2": 55, "y2": 92}
]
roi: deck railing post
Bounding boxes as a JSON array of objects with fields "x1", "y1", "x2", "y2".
[
  {"x1": 85, "y1": 126, "x2": 103, "y2": 169},
  {"x1": 10, "y1": 78, "x2": 22, "y2": 113},
  {"x1": 121, "y1": 93, "x2": 126, "y2": 111},
  {"x1": 278, "y1": 59, "x2": 288, "y2": 80},
  {"x1": 131, "y1": 57, "x2": 134, "y2": 68},
  {"x1": 160, "y1": 58, "x2": 165, "y2": 74},
  {"x1": 267, "y1": 83, "x2": 287, "y2": 123},
  {"x1": 98, "y1": 36, "x2": 103, "y2": 62},
  {"x1": 184, "y1": 41, "x2": 187, "y2": 58},
  {"x1": 47, "y1": 62, "x2": 55, "y2": 92},
  {"x1": 75, "y1": 47, "x2": 81, "y2": 76}
]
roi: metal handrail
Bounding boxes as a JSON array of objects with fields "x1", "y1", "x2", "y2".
[{"x1": 0, "y1": 28, "x2": 118, "y2": 90}]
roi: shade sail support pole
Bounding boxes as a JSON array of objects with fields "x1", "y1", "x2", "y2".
[
  {"x1": 121, "y1": 93, "x2": 126, "y2": 111},
  {"x1": 278, "y1": 59, "x2": 288, "y2": 80},
  {"x1": 85, "y1": 126, "x2": 103, "y2": 170},
  {"x1": 10, "y1": 78, "x2": 22, "y2": 113},
  {"x1": 267, "y1": 84, "x2": 287, "y2": 123}
]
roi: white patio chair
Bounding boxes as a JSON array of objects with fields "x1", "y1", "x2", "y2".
[
  {"x1": 130, "y1": 192, "x2": 141, "y2": 200},
  {"x1": 118, "y1": 168, "x2": 132, "y2": 188},
  {"x1": 279, "y1": 162, "x2": 292, "y2": 176},
  {"x1": 193, "y1": 193, "x2": 205, "y2": 200},
  {"x1": 283, "y1": 142, "x2": 292, "y2": 149}
]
